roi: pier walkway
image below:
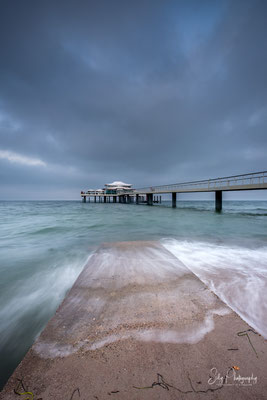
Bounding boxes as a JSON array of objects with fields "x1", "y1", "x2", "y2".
[{"x1": 81, "y1": 170, "x2": 267, "y2": 211}]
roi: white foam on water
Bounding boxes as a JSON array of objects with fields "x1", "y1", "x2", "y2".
[
  {"x1": 79, "y1": 245, "x2": 190, "y2": 289},
  {"x1": 33, "y1": 341, "x2": 81, "y2": 358},
  {"x1": 89, "y1": 307, "x2": 231, "y2": 350},
  {"x1": 89, "y1": 335, "x2": 120, "y2": 351},
  {"x1": 0, "y1": 254, "x2": 92, "y2": 347},
  {"x1": 33, "y1": 301, "x2": 231, "y2": 357},
  {"x1": 137, "y1": 307, "x2": 231, "y2": 344},
  {"x1": 162, "y1": 238, "x2": 267, "y2": 338}
]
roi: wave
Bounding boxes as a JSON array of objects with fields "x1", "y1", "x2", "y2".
[
  {"x1": 30, "y1": 226, "x2": 69, "y2": 235},
  {"x1": 0, "y1": 254, "x2": 89, "y2": 353},
  {"x1": 230, "y1": 212, "x2": 267, "y2": 217},
  {"x1": 162, "y1": 238, "x2": 267, "y2": 338}
]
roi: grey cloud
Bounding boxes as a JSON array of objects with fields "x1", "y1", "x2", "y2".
[{"x1": 0, "y1": 0, "x2": 266, "y2": 199}]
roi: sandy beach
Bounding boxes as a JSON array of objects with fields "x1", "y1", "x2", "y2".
[{"x1": 1, "y1": 241, "x2": 267, "y2": 399}]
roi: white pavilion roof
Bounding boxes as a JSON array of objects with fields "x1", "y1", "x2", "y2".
[{"x1": 105, "y1": 181, "x2": 132, "y2": 188}]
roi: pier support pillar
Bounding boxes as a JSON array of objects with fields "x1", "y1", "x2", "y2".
[
  {"x1": 215, "y1": 191, "x2": 222, "y2": 212},
  {"x1": 83, "y1": 196, "x2": 86, "y2": 203},
  {"x1": 160, "y1": 196, "x2": 162, "y2": 204},
  {"x1": 113, "y1": 196, "x2": 117, "y2": 203},
  {"x1": 172, "y1": 192, "x2": 177, "y2": 208},
  {"x1": 136, "y1": 194, "x2": 139, "y2": 204},
  {"x1": 104, "y1": 196, "x2": 106, "y2": 203},
  {"x1": 94, "y1": 196, "x2": 96, "y2": 203},
  {"x1": 146, "y1": 193, "x2": 153, "y2": 206},
  {"x1": 126, "y1": 195, "x2": 130, "y2": 204}
]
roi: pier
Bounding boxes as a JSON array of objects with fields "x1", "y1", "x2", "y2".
[{"x1": 81, "y1": 170, "x2": 267, "y2": 212}]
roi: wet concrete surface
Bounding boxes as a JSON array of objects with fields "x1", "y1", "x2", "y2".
[{"x1": 1, "y1": 241, "x2": 267, "y2": 399}]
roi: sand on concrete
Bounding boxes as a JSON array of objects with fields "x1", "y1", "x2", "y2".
[{"x1": 1, "y1": 241, "x2": 267, "y2": 399}]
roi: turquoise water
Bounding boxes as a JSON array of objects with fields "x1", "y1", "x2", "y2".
[{"x1": 0, "y1": 200, "x2": 267, "y2": 389}]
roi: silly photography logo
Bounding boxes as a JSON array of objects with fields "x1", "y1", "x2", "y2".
[{"x1": 208, "y1": 367, "x2": 258, "y2": 387}]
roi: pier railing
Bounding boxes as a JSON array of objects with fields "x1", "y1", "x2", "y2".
[{"x1": 133, "y1": 170, "x2": 267, "y2": 194}]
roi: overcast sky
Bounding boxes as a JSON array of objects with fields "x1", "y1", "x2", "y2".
[{"x1": 0, "y1": 0, "x2": 266, "y2": 200}]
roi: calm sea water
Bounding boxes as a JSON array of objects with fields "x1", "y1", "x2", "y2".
[{"x1": 0, "y1": 200, "x2": 267, "y2": 389}]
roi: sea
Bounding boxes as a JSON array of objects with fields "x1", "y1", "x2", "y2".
[{"x1": 0, "y1": 200, "x2": 267, "y2": 389}]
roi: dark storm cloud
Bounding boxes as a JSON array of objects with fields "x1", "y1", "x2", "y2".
[{"x1": 0, "y1": 0, "x2": 266, "y2": 199}]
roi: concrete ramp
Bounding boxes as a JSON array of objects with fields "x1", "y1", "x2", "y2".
[{"x1": 1, "y1": 241, "x2": 267, "y2": 399}]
